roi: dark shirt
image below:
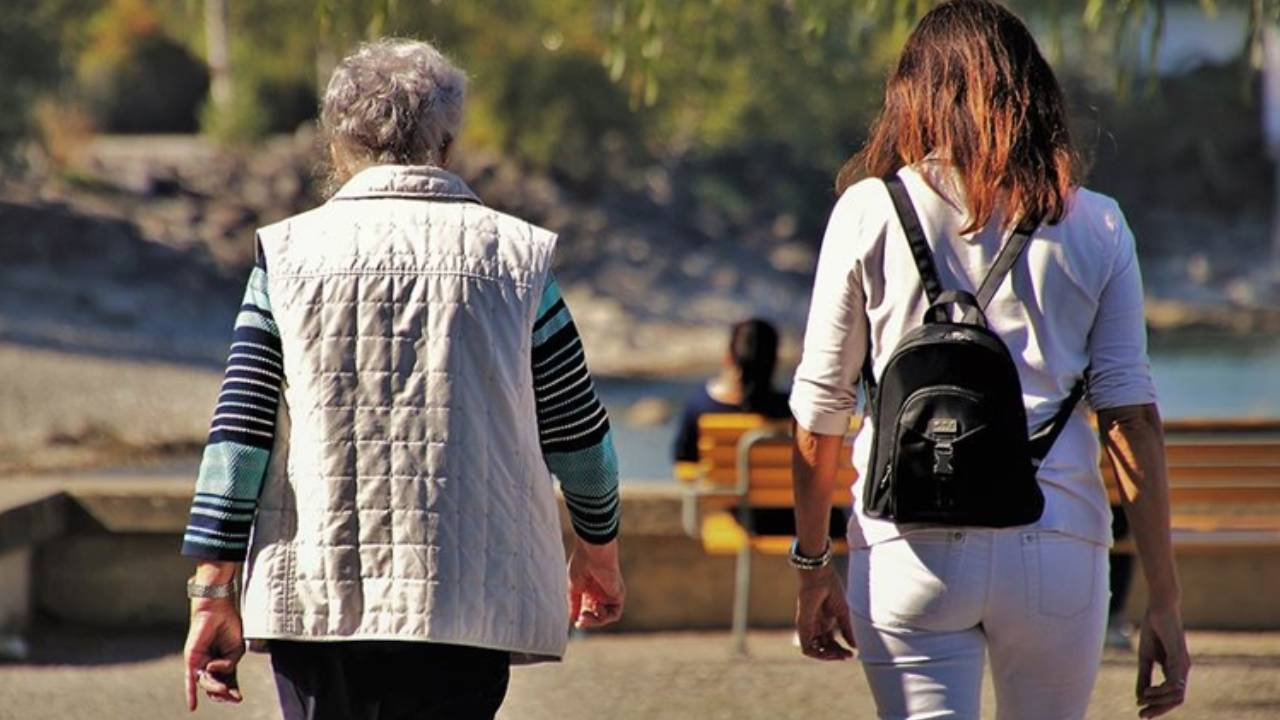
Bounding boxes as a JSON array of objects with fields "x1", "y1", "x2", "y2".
[
  {"x1": 673, "y1": 384, "x2": 790, "y2": 463},
  {"x1": 672, "y1": 382, "x2": 844, "y2": 538}
]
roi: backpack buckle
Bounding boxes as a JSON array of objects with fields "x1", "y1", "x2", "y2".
[{"x1": 933, "y1": 441, "x2": 955, "y2": 476}]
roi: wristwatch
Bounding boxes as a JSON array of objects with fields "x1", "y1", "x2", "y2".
[
  {"x1": 187, "y1": 576, "x2": 237, "y2": 599},
  {"x1": 788, "y1": 538, "x2": 833, "y2": 571}
]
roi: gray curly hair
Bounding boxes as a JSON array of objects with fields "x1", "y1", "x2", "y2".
[{"x1": 321, "y1": 38, "x2": 466, "y2": 171}]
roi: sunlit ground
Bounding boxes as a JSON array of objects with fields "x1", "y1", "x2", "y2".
[{"x1": 1, "y1": 628, "x2": 1276, "y2": 720}]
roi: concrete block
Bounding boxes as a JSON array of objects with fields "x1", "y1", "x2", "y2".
[
  {"x1": 0, "y1": 546, "x2": 32, "y2": 632},
  {"x1": 36, "y1": 534, "x2": 190, "y2": 627},
  {"x1": 0, "y1": 546, "x2": 33, "y2": 660},
  {"x1": 0, "y1": 486, "x2": 69, "y2": 554},
  {"x1": 1124, "y1": 549, "x2": 1280, "y2": 630},
  {"x1": 608, "y1": 535, "x2": 799, "y2": 631},
  {"x1": 12, "y1": 481, "x2": 1280, "y2": 634},
  {"x1": 64, "y1": 480, "x2": 192, "y2": 534}
]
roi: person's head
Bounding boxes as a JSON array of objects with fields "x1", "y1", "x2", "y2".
[
  {"x1": 321, "y1": 38, "x2": 467, "y2": 183},
  {"x1": 726, "y1": 318, "x2": 780, "y2": 413},
  {"x1": 840, "y1": 0, "x2": 1076, "y2": 233}
]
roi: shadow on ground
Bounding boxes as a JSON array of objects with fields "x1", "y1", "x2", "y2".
[
  {"x1": 12, "y1": 623, "x2": 185, "y2": 667},
  {"x1": 1, "y1": 629, "x2": 1279, "y2": 719}
]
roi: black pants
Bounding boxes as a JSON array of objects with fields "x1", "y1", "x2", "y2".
[
  {"x1": 1110, "y1": 505, "x2": 1133, "y2": 617},
  {"x1": 270, "y1": 641, "x2": 511, "y2": 720},
  {"x1": 738, "y1": 507, "x2": 848, "y2": 538}
]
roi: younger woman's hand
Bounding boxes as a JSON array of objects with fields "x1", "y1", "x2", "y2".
[
  {"x1": 795, "y1": 564, "x2": 856, "y2": 661},
  {"x1": 1137, "y1": 604, "x2": 1190, "y2": 718}
]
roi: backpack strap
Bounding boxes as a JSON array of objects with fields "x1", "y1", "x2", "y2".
[
  {"x1": 884, "y1": 172, "x2": 1071, "y2": 462},
  {"x1": 883, "y1": 174, "x2": 943, "y2": 304},
  {"x1": 860, "y1": 352, "x2": 877, "y2": 402},
  {"x1": 1028, "y1": 371, "x2": 1089, "y2": 465},
  {"x1": 959, "y1": 226, "x2": 1032, "y2": 324},
  {"x1": 974, "y1": 226, "x2": 1033, "y2": 309},
  {"x1": 885, "y1": 173, "x2": 1035, "y2": 318}
]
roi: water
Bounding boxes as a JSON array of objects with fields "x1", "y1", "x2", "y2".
[{"x1": 598, "y1": 334, "x2": 1280, "y2": 483}]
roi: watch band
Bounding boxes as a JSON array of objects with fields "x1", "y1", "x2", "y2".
[
  {"x1": 788, "y1": 538, "x2": 833, "y2": 571},
  {"x1": 187, "y1": 576, "x2": 237, "y2": 599}
]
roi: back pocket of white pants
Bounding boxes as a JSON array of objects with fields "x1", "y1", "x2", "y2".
[
  {"x1": 862, "y1": 531, "x2": 960, "y2": 627},
  {"x1": 1026, "y1": 532, "x2": 1098, "y2": 619}
]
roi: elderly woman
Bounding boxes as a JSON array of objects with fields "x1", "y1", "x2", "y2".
[{"x1": 181, "y1": 39, "x2": 625, "y2": 719}]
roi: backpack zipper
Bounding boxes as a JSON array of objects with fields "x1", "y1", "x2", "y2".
[{"x1": 886, "y1": 384, "x2": 984, "y2": 508}]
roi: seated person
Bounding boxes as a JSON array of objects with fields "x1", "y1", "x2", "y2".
[
  {"x1": 1107, "y1": 505, "x2": 1136, "y2": 649},
  {"x1": 673, "y1": 318, "x2": 845, "y2": 537}
]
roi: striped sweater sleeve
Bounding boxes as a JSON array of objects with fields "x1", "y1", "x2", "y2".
[
  {"x1": 181, "y1": 249, "x2": 283, "y2": 561},
  {"x1": 533, "y1": 275, "x2": 621, "y2": 544}
]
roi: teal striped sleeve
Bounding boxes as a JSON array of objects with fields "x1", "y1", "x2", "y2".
[
  {"x1": 532, "y1": 275, "x2": 621, "y2": 544},
  {"x1": 181, "y1": 252, "x2": 281, "y2": 561}
]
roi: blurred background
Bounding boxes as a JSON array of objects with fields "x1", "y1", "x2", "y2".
[{"x1": 0, "y1": 0, "x2": 1277, "y2": 484}]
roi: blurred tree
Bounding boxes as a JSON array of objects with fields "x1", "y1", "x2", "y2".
[
  {"x1": 204, "y1": 0, "x2": 233, "y2": 117},
  {"x1": 195, "y1": 0, "x2": 319, "y2": 139},
  {"x1": 0, "y1": 1, "x2": 65, "y2": 167},
  {"x1": 78, "y1": 0, "x2": 210, "y2": 133},
  {"x1": 4, "y1": 0, "x2": 1277, "y2": 234}
]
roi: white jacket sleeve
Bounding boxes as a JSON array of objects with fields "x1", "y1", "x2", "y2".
[
  {"x1": 790, "y1": 189, "x2": 872, "y2": 436},
  {"x1": 1085, "y1": 209, "x2": 1158, "y2": 410}
]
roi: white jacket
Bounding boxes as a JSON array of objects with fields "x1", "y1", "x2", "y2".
[{"x1": 240, "y1": 165, "x2": 569, "y2": 662}]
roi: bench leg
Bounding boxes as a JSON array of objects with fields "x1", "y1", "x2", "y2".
[
  {"x1": 0, "y1": 546, "x2": 31, "y2": 661},
  {"x1": 681, "y1": 490, "x2": 699, "y2": 539},
  {"x1": 731, "y1": 543, "x2": 751, "y2": 656}
]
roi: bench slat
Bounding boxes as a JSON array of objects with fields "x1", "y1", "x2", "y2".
[
  {"x1": 747, "y1": 488, "x2": 854, "y2": 507},
  {"x1": 1163, "y1": 418, "x2": 1280, "y2": 434},
  {"x1": 701, "y1": 440, "x2": 1280, "y2": 468},
  {"x1": 703, "y1": 463, "x2": 1280, "y2": 482},
  {"x1": 692, "y1": 413, "x2": 1280, "y2": 554},
  {"x1": 706, "y1": 467, "x2": 856, "y2": 486},
  {"x1": 1108, "y1": 486, "x2": 1280, "y2": 505},
  {"x1": 700, "y1": 510, "x2": 851, "y2": 555}
]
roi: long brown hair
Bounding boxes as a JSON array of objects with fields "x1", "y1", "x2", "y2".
[
  {"x1": 729, "y1": 318, "x2": 779, "y2": 414},
  {"x1": 839, "y1": 0, "x2": 1077, "y2": 232}
]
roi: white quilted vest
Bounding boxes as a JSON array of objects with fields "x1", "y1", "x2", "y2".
[{"x1": 240, "y1": 165, "x2": 569, "y2": 662}]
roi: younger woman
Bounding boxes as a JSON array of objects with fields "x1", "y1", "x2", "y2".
[{"x1": 788, "y1": 2, "x2": 1190, "y2": 718}]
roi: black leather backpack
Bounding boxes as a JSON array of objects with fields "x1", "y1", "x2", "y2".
[{"x1": 861, "y1": 174, "x2": 1086, "y2": 527}]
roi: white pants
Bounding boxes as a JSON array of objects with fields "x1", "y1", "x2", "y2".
[{"x1": 847, "y1": 528, "x2": 1109, "y2": 720}]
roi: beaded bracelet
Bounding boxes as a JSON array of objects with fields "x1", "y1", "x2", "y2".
[{"x1": 788, "y1": 538, "x2": 832, "y2": 571}]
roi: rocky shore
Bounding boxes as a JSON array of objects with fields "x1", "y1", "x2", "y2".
[
  {"x1": 2, "y1": 132, "x2": 827, "y2": 375},
  {"x1": 5, "y1": 132, "x2": 1279, "y2": 372},
  {"x1": 0, "y1": 132, "x2": 1276, "y2": 472}
]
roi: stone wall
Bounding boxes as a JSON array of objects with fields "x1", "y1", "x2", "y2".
[{"x1": 3, "y1": 480, "x2": 1279, "y2": 638}]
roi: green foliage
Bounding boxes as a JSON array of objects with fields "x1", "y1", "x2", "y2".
[
  {"x1": 5, "y1": 0, "x2": 1278, "y2": 224},
  {"x1": 484, "y1": 50, "x2": 641, "y2": 188},
  {"x1": 200, "y1": 72, "x2": 316, "y2": 141},
  {"x1": 194, "y1": 0, "x2": 320, "y2": 140},
  {"x1": 0, "y1": 1, "x2": 65, "y2": 167},
  {"x1": 79, "y1": 32, "x2": 209, "y2": 133},
  {"x1": 1081, "y1": 61, "x2": 1270, "y2": 218}
]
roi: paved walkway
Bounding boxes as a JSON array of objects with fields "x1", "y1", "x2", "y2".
[{"x1": 1, "y1": 628, "x2": 1277, "y2": 719}]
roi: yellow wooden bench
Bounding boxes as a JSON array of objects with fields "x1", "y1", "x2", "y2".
[
  {"x1": 1107, "y1": 418, "x2": 1280, "y2": 552},
  {"x1": 678, "y1": 413, "x2": 857, "y2": 654},
  {"x1": 678, "y1": 414, "x2": 1280, "y2": 653}
]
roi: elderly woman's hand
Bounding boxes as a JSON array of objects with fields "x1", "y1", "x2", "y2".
[
  {"x1": 184, "y1": 595, "x2": 245, "y2": 710},
  {"x1": 568, "y1": 537, "x2": 625, "y2": 629},
  {"x1": 183, "y1": 561, "x2": 246, "y2": 711},
  {"x1": 796, "y1": 564, "x2": 856, "y2": 661}
]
